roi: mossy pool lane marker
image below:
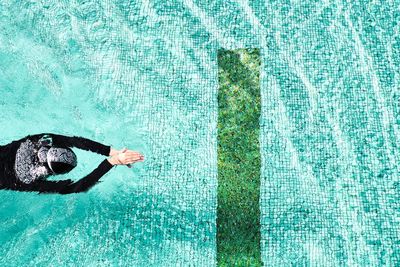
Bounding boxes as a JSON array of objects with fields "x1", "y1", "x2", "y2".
[{"x1": 217, "y1": 48, "x2": 262, "y2": 266}]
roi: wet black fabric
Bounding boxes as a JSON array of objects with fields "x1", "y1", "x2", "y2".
[{"x1": 0, "y1": 133, "x2": 113, "y2": 194}]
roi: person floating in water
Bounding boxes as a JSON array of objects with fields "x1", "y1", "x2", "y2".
[{"x1": 0, "y1": 133, "x2": 145, "y2": 194}]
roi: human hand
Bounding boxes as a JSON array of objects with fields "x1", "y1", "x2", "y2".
[
  {"x1": 107, "y1": 148, "x2": 145, "y2": 167},
  {"x1": 109, "y1": 147, "x2": 125, "y2": 156}
]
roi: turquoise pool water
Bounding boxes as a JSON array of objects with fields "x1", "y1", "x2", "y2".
[
  {"x1": 0, "y1": 1, "x2": 217, "y2": 266},
  {"x1": 1, "y1": 0, "x2": 400, "y2": 266}
]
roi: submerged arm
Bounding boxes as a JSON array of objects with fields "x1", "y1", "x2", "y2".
[{"x1": 23, "y1": 159, "x2": 114, "y2": 194}]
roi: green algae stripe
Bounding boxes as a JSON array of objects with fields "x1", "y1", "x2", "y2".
[{"x1": 217, "y1": 48, "x2": 262, "y2": 267}]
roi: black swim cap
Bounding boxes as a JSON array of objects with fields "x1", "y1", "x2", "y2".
[{"x1": 47, "y1": 147, "x2": 77, "y2": 174}]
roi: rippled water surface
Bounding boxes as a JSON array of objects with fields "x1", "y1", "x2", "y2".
[{"x1": 0, "y1": 0, "x2": 399, "y2": 266}]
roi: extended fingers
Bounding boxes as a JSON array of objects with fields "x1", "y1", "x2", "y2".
[
  {"x1": 119, "y1": 150, "x2": 144, "y2": 165},
  {"x1": 125, "y1": 151, "x2": 144, "y2": 158},
  {"x1": 128, "y1": 156, "x2": 144, "y2": 162}
]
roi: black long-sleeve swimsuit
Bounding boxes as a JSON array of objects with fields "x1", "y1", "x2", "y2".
[{"x1": 0, "y1": 133, "x2": 114, "y2": 194}]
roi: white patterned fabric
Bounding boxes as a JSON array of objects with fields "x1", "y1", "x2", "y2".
[
  {"x1": 47, "y1": 147, "x2": 77, "y2": 166},
  {"x1": 14, "y1": 139, "x2": 51, "y2": 184},
  {"x1": 37, "y1": 146, "x2": 49, "y2": 163}
]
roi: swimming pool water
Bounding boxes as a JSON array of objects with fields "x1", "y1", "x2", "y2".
[{"x1": 0, "y1": 0, "x2": 400, "y2": 266}]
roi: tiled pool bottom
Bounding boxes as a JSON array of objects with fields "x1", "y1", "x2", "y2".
[{"x1": 1, "y1": 0, "x2": 400, "y2": 266}]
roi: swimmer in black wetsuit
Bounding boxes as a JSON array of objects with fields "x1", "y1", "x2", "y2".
[{"x1": 0, "y1": 133, "x2": 145, "y2": 194}]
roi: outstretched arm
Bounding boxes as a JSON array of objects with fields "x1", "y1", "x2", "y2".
[
  {"x1": 10, "y1": 150, "x2": 144, "y2": 194},
  {"x1": 33, "y1": 133, "x2": 111, "y2": 156},
  {"x1": 24, "y1": 159, "x2": 114, "y2": 194}
]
